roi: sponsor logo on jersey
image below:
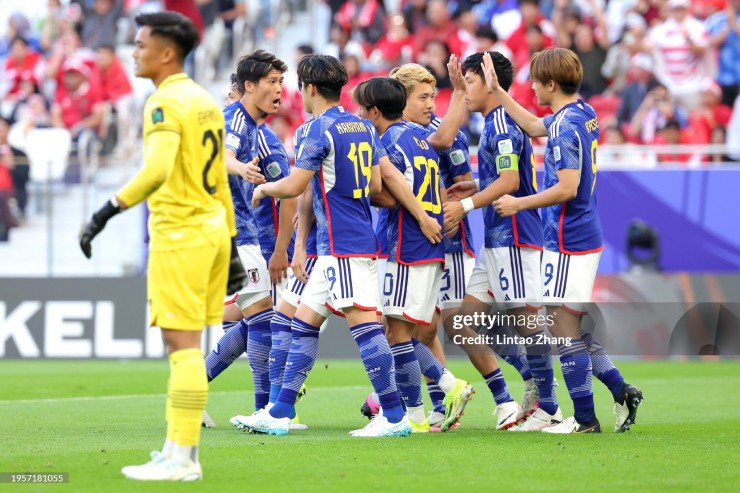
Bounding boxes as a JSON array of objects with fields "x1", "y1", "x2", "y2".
[
  {"x1": 498, "y1": 139, "x2": 513, "y2": 155},
  {"x1": 266, "y1": 162, "x2": 281, "y2": 178},
  {"x1": 151, "y1": 107, "x2": 164, "y2": 124},
  {"x1": 450, "y1": 149, "x2": 466, "y2": 165}
]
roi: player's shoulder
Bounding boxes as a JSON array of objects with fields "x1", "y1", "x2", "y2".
[
  {"x1": 224, "y1": 101, "x2": 256, "y2": 135},
  {"x1": 258, "y1": 124, "x2": 287, "y2": 159}
]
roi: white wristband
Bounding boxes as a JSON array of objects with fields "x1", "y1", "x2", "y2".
[
  {"x1": 473, "y1": 179, "x2": 480, "y2": 191},
  {"x1": 461, "y1": 197, "x2": 475, "y2": 214}
]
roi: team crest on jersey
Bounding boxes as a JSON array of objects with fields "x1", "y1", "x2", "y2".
[
  {"x1": 151, "y1": 107, "x2": 164, "y2": 124},
  {"x1": 498, "y1": 139, "x2": 513, "y2": 155},
  {"x1": 248, "y1": 269, "x2": 260, "y2": 283},
  {"x1": 266, "y1": 162, "x2": 281, "y2": 178},
  {"x1": 450, "y1": 149, "x2": 466, "y2": 165}
]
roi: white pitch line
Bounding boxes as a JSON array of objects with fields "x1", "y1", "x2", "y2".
[{"x1": 0, "y1": 385, "x2": 369, "y2": 405}]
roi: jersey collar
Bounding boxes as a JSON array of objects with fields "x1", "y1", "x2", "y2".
[
  {"x1": 158, "y1": 73, "x2": 189, "y2": 90},
  {"x1": 554, "y1": 99, "x2": 586, "y2": 117}
]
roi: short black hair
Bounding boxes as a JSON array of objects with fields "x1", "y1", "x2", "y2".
[
  {"x1": 475, "y1": 26, "x2": 498, "y2": 43},
  {"x1": 230, "y1": 72, "x2": 244, "y2": 97},
  {"x1": 10, "y1": 36, "x2": 28, "y2": 47},
  {"x1": 462, "y1": 51, "x2": 513, "y2": 92},
  {"x1": 662, "y1": 119, "x2": 681, "y2": 131},
  {"x1": 296, "y1": 44, "x2": 314, "y2": 56},
  {"x1": 297, "y1": 54, "x2": 348, "y2": 102},
  {"x1": 236, "y1": 50, "x2": 288, "y2": 88},
  {"x1": 135, "y1": 11, "x2": 200, "y2": 62},
  {"x1": 353, "y1": 77, "x2": 406, "y2": 121}
]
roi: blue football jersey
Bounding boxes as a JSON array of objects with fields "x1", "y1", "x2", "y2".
[
  {"x1": 478, "y1": 107, "x2": 542, "y2": 250},
  {"x1": 382, "y1": 122, "x2": 444, "y2": 265},
  {"x1": 255, "y1": 124, "x2": 294, "y2": 262},
  {"x1": 376, "y1": 208, "x2": 389, "y2": 258},
  {"x1": 292, "y1": 119, "x2": 318, "y2": 259},
  {"x1": 294, "y1": 106, "x2": 383, "y2": 257},
  {"x1": 223, "y1": 101, "x2": 259, "y2": 247},
  {"x1": 427, "y1": 113, "x2": 475, "y2": 256},
  {"x1": 542, "y1": 100, "x2": 604, "y2": 254}
]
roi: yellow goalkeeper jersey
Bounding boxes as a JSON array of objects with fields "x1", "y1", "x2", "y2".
[{"x1": 119, "y1": 73, "x2": 236, "y2": 251}]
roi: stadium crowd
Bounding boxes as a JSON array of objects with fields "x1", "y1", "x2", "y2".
[{"x1": 1, "y1": 0, "x2": 739, "y2": 240}]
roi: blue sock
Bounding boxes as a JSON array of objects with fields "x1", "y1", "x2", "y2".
[
  {"x1": 426, "y1": 381, "x2": 446, "y2": 414},
  {"x1": 350, "y1": 322, "x2": 404, "y2": 424},
  {"x1": 268, "y1": 311, "x2": 293, "y2": 403},
  {"x1": 581, "y1": 331, "x2": 625, "y2": 401},
  {"x1": 246, "y1": 308, "x2": 273, "y2": 411},
  {"x1": 559, "y1": 339, "x2": 596, "y2": 424},
  {"x1": 483, "y1": 368, "x2": 513, "y2": 405},
  {"x1": 271, "y1": 318, "x2": 320, "y2": 419},
  {"x1": 390, "y1": 341, "x2": 423, "y2": 409},
  {"x1": 525, "y1": 330, "x2": 558, "y2": 415},
  {"x1": 205, "y1": 320, "x2": 247, "y2": 381},
  {"x1": 410, "y1": 338, "x2": 444, "y2": 382},
  {"x1": 491, "y1": 326, "x2": 533, "y2": 381}
]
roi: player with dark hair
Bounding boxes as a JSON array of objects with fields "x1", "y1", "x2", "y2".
[
  {"x1": 485, "y1": 48, "x2": 643, "y2": 433},
  {"x1": 201, "y1": 50, "x2": 291, "y2": 423},
  {"x1": 79, "y1": 11, "x2": 244, "y2": 480},
  {"x1": 354, "y1": 76, "x2": 473, "y2": 433},
  {"x1": 442, "y1": 51, "x2": 543, "y2": 430},
  {"x1": 234, "y1": 54, "x2": 442, "y2": 437}
]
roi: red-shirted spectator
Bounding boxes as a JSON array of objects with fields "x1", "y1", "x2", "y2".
[
  {"x1": 506, "y1": 0, "x2": 555, "y2": 68},
  {"x1": 339, "y1": 54, "x2": 364, "y2": 114},
  {"x1": 413, "y1": 0, "x2": 462, "y2": 59},
  {"x1": 162, "y1": 0, "x2": 204, "y2": 39},
  {"x1": 2, "y1": 37, "x2": 43, "y2": 102},
  {"x1": 51, "y1": 58, "x2": 106, "y2": 139},
  {"x1": 688, "y1": 80, "x2": 734, "y2": 143},
  {"x1": 96, "y1": 45, "x2": 132, "y2": 104},
  {"x1": 655, "y1": 118, "x2": 703, "y2": 164},
  {"x1": 335, "y1": 0, "x2": 386, "y2": 45},
  {"x1": 370, "y1": 14, "x2": 413, "y2": 71}
]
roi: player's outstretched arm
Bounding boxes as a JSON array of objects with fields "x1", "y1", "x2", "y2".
[
  {"x1": 427, "y1": 55, "x2": 468, "y2": 151},
  {"x1": 443, "y1": 170, "x2": 519, "y2": 233},
  {"x1": 379, "y1": 155, "x2": 442, "y2": 244},
  {"x1": 481, "y1": 52, "x2": 547, "y2": 138},
  {"x1": 225, "y1": 149, "x2": 265, "y2": 184},
  {"x1": 494, "y1": 168, "x2": 579, "y2": 217},
  {"x1": 252, "y1": 167, "x2": 314, "y2": 206},
  {"x1": 270, "y1": 195, "x2": 297, "y2": 284},
  {"x1": 291, "y1": 184, "x2": 315, "y2": 283},
  {"x1": 370, "y1": 164, "x2": 399, "y2": 208},
  {"x1": 79, "y1": 130, "x2": 180, "y2": 258}
]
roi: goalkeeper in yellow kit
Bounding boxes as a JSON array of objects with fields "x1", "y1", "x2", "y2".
[{"x1": 78, "y1": 12, "x2": 246, "y2": 481}]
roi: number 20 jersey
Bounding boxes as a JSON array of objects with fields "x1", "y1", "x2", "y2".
[
  {"x1": 383, "y1": 122, "x2": 444, "y2": 265},
  {"x1": 294, "y1": 106, "x2": 383, "y2": 257}
]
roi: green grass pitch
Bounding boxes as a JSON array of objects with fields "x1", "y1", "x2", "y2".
[{"x1": 1, "y1": 359, "x2": 738, "y2": 492}]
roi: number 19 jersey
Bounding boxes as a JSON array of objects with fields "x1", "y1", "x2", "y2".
[{"x1": 294, "y1": 106, "x2": 383, "y2": 257}]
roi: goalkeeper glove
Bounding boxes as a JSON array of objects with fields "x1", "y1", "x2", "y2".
[
  {"x1": 79, "y1": 198, "x2": 121, "y2": 259},
  {"x1": 227, "y1": 237, "x2": 248, "y2": 295}
]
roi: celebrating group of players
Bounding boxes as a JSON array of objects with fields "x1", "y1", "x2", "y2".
[{"x1": 78, "y1": 11, "x2": 644, "y2": 482}]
